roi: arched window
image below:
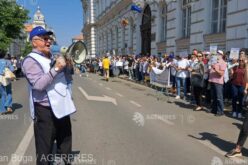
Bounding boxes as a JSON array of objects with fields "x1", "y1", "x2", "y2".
[
  {"x1": 182, "y1": 0, "x2": 191, "y2": 37},
  {"x1": 115, "y1": 26, "x2": 118, "y2": 49},
  {"x1": 161, "y1": 5, "x2": 167, "y2": 41},
  {"x1": 128, "y1": 18, "x2": 134, "y2": 48},
  {"x1": 106, "y1": 32, "x2": 108, "y2": 51},
  {"x1": 110, "y1": 29, "x2": 113, "y2": 50},
  {"x1": 122, "y1": 26, "x2": 125, "y2": 49},
  {"x1": 211, "y1": 0, "x2": 227, "y2": 33}
]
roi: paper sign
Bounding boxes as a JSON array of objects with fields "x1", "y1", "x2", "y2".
[
  {"x1": 210, "y1": 45, "x2": 218, "y2": 55},
  {"x1": 229, "y1": 48, "x2": 240, "y2": 59},
  {"x1": 209, "y1": 55, "x2": 218, "y2": 65}
]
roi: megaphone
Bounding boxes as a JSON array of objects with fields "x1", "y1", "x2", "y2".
[{"x1": 67, "y1": 41, "x2": 87, "y2": 64}]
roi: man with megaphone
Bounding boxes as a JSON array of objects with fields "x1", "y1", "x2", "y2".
[{"x1": 22, "y1": 26, "x2": 76, "y2": 165}]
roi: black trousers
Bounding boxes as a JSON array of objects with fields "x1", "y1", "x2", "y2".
[
  {"x1": 237, "y1": 111, "x2": 248, "y2": 147},
  {"x1": 34, "y1": 103, "x2": 72, "y2": 165},
  {"x1": 193, "y1": 86, "x2": 203, "y2": 106}
]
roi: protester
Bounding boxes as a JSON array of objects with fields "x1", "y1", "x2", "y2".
[
  {"x1": 0, "y1": 51, "x2": 14, "y2": 114},
  {"x1": 22, "y1": 26, "x2": 76, "y2": 164},
  {"x1": 169, "y1": 54, "x2": 177, "y2": 94},
  {"x1": 225, "y1": 50, "x2": 248, "y2": 158},
  {"x1": 228, "y1": 57, "x2": 245, "y2": 118},
  {"x1": 175, "y1": 56, "x2": 190, "y2": 99},
  {"x1": 98, "y1": 58, "x2": 103, "y2": 76},
  {"x1": 102, "y1": 54, "x2": 111, "y2": 81},
  {"x1": 127, "y1": 55, "x2": 134, "y2": 79},
  {"x1": 208, "y1": 50, "x2": 227, "y2": 116},
  {"x1": 11, "y1": 56, "x2": 17, "y2": 76},
  {"x1": 190, "y1": 52, "x2": 205, "y2": 110}
]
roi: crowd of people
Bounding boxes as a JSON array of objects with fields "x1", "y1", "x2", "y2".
[
  {"x1": 88, "y1": 49, "x2": 247, "y2": 118},
  {"x1": 87, "y1": 48, "x2": 248, "y2": 158}
]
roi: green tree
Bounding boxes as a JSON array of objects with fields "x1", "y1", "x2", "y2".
[
  {"x1": 21, "y1": 41, "x2": 32, "y2": 57},
  {"x1": 0, "y1": 0, "x2": 29, "y2": 53}
]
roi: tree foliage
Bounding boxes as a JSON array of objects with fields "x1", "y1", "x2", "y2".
[
  {"x1": 21, "y1": 41, "x2": 32, "y2": 57},
  {"x1": 0, "y1": 0, "x2": 29, "y2": 53}
]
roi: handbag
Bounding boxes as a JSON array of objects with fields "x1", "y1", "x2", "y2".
[
  {"x1": 4, "y1": 68, "x2": 16, "y2": 80},
  {"x1": 191, "y1": 74, "x2": 204, "y2": 87},
  {"x1": 0, "y1": 67, "x2": 16, "y2": 86}
]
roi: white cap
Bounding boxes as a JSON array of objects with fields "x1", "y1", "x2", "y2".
[{"x1": 217, "y1": 50, "x2": 224, "y2": 55}]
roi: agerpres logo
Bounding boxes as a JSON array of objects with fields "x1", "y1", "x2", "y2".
[
  {"x1": 133, "y1": 112, "x2": 196, "y2": 126},
  {"x1": 132, "y1": 112, "x2": 145, "y2": 127}
]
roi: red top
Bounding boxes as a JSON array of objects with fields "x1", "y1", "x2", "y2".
[{"x1": 231, "y1": 67, "x2": 246, "y2": 87}]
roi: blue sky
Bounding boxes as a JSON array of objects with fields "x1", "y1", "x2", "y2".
[{"x1": 17, "y1": 0, "x2": 84, "y2": 46}]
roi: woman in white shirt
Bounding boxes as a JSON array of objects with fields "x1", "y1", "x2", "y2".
[{"x1": 175, "y1": 56, "x2": 190, "y2": 99}]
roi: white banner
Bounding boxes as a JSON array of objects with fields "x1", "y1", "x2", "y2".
[{"x1": 150, "y1": 67, "x2": 171, "y2": 88}]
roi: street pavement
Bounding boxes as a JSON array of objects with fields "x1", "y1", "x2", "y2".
[{"x1": 0, "y1": 73, "x2": 248, "y2": 165}]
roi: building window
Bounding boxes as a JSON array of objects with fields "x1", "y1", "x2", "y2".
[
  {"x1": 161, "y1": 5, "x2": 167, "y2": 41},
  {"x1": 129, "y1": 18, "x2": 134, "y2": 48},
  {"x1": 211, "y1": 0, "x2": 227, "y2": 33},
  {"x1": 116, "y1": 27, "x2": 118, "y2": 49},
  {"x1": 182, "y1": 0, "x2": 191, "y2": 38},
  {"x1": 122, "y1": 26, "x2": 125, "y2": 48}
]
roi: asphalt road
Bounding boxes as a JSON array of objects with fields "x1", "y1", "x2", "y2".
[{"x1": 0, "y1": 73, "x2": 248, "y2": 165}]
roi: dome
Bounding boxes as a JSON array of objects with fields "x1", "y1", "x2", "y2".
[{"x1": 33, "y1": 6, "x2": 45, "y2": 22}]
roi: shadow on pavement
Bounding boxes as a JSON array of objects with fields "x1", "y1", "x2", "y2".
[
  {"x1": 232, "y1": 122, "x2": 243, "y2": 130},
  {"x1": 188, "y1": 132, "x2": 248, "y2": 157},
  {"x1": 12, "y1": 103, "x2": 23, "y2": 111},
  {"x1": 174, "y1": 101, "x2": 194, "y2": 109}
]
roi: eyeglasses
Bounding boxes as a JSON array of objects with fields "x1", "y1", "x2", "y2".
[{"x1": 33, "y1": 37, "x2": 53, "y2": 43}]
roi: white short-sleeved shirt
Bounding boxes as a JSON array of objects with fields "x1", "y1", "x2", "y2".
[{"x1": 176, "y1": 59, "x2": 190, "y2": 78}]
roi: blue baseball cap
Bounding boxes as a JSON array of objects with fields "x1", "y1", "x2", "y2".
[{"x1": 29, "y1": 26, "x2": 53, "y2": 41}]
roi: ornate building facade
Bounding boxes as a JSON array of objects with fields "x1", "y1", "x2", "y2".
[{"x1": 82, "y1": 0, "x2": 248, "y2": 57}]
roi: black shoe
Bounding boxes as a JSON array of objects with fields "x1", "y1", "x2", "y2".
[{"x1": 225, "y1": 149, "x2": 242, "y2": 158}]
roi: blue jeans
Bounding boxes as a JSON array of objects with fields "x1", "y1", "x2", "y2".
[
  {"x1": 231, "y1": 84, "x2": 244, "y2": 113},
  {"x1": 128, "y1": 68, "x2": 134, "y2": 79},
  {"x1": 211, "y1": 82, "x2": 224, "y2": 114},
  {"x1": 176, "y1": 77, "x2": 187, "y2": 97},
  {"x1": 0, "y1": 83, "x2": 12, "y2": 112},
  {"x1": 170, "y1": 75, "x2": 176, "y2": 88}
]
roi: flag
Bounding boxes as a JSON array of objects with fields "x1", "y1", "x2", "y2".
[{"x1": 131, "y1": 4, "x2": 142, "y2": 13}]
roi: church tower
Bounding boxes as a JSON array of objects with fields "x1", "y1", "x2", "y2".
[{"x1": 32, "y1": 6, "x2": 46, "y2": 28}]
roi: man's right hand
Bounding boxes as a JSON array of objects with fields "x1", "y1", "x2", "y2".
[{"x1": 55, "y1": 56, "x2": 66, "y2": 72}]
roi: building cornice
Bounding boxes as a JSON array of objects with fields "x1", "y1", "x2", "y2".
[{"x1": 96, "y1": 0, "x2": 132, "y2": 26}]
